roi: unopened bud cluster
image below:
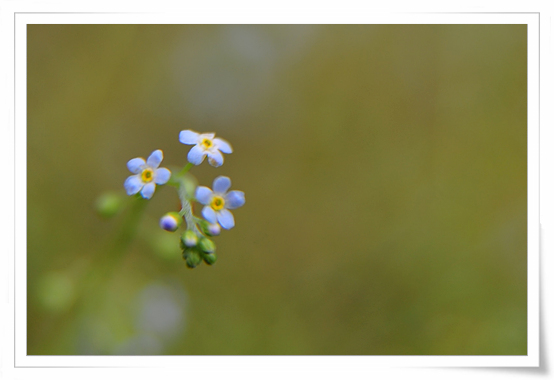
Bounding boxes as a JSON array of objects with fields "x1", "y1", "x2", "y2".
[{"x1": 180, "y1": 234, "x2": 217, "y2": 268}]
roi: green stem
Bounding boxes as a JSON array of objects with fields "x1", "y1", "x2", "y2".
[
  {"x1": 178, "y1": 162, "x2": 194, "y2": 177},
  {"x1": 177, "y1": 178, "x2": 201, "y2": 235},
  {"x1": 108, "y1": 195, "x2": 148, "y2": 256},
  {"x1": 85, "y1": 196, "x2": 148, "y2": 288},
  {"x1": 69, "y1": 195, "x2": 148, "y2": 344}
]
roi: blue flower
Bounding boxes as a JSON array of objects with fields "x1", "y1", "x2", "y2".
[
  {"x1": 195, "y1": 176, "x2": 245, "y2": 229},
  {"x1": 124, "y1": 150, "x2": 171, "y2": 199},
  {"x1": 179, "y1": 130, "x2": 233, "y2": 167}
]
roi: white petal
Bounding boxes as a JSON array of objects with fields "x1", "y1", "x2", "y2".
[
  {"x1": 141, "y1": 182, "x2": 156, "y2": 199},
  {"x1": 217, "y1": 209, "x2": 235, "y2": 229},
  {"x1": 195, "y1": 186, "x2": 213, "y2": 205},
  {"x1": 179, "y1": 130, "x2": 200, "y2": 145},
  {"x1": 213, "y1": 138, "x2": 233, "y2": 154},
  {"x1": 146, "y1": 150, "x2": 163, "y2": 168},
  {"x1": 213, "y1": 176, "x2": 231, "y2": 194},
  {"x1": 127, "y1": 158, "x2": 145, "y2": 174},
  {"x1": 187, "y1": 145, "x2": 207, "y2": 165},
  {"x1": 225, "y1": 191, "x2": 245, "y2": 209},
  {"x1": 207, "y1": 150, "x2": 224, "y2": 167},
  {"x1": 202, "y1": 206, "x2": 217, "y2": 223},
  {"x1": 199, "y1": 132, "x2": 215, "y2": 140},
  {"x1": 154, "y1": 167, "x2": 171, "y2": 185},
  {"x1": 124, "y1": 175, "x2": 143, "y2": 195}
]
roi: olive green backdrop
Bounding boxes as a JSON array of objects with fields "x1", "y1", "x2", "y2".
[{"x1": 27, "y1": 24, "x2": 527, "y2": 355}]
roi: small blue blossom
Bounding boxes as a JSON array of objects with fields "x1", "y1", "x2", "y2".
[
  {"x1": 195, "y1": 176, "x2": 245, "y2": 229},
  {"x1": 124, "y1": 150, "x2": 171, "y2": 199},
  {"x1": 179, "y1": 130, "x2": 233, "y2": 167}
]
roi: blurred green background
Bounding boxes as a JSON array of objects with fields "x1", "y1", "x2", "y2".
[{"x1": 27, "y1": 24, "x2": 527, "y2": 355}]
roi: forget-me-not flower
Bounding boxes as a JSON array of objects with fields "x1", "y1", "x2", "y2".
[
  {"x1": 124, "y1": 149, "x2": 171, "y2": 199},
  {"x1": 195, "y1": 176, "x2": 245, "y2": 229},
  {"x1": 179, "y1": 130, "x2": 232, "y2": 167}
]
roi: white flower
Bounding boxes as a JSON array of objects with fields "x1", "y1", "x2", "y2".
[
  {"x1": 124, "y1": 150, "x2": 171, "y2": 199},
  {"x1": 179, "y1": 130, "x2": 233, "y2": 167},
  {"x1": 195, "y1": 176, "x2": 245, "y2": 229}
]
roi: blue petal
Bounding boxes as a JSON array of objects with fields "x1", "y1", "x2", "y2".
[
  {"x1": 188, "y1": 145, "x2": 206, "y2": 165},
  {"x1": 124, "y1": 175, "x2": 143, "y2": 195},
  {"x1": 217, "y1": 209, "x2": 235, "y2": 229},
  {"x1": 147, "y1": 150, "x2": 163, "y2": 168},
  {"x1": 213, "y1": 176, "x2": 231, "y2": 194},
  {"x1": 195, "y1": 186, "x2": 213, "y2": 205},
  {"x1": 202, "y1": 206, "x2": 217, "y2": 223},
  {"x1": 207, "y1": 150, "x2": 224, "y2": 167},
  {"x1": 154, "y1": 167, "x2": 171, "y2": 185},
  {"x1": 179, "y1": 130, "x2": 199, "y2": 145},
  {"x1": 127, "y1": 158, "x2": 145, "y2": 174},
  {"x1": 225, "y1": 191, "x2": 245, "y2": 209},
  {"x1": 160, "y1": 215, "x2": 178, "y2": 232},
  {"x1": 214, "y1": 138, "x2": 233, "y2": 154},
  {"x1": 141, "y1": 182, "x2": 156, "y2": 199}
]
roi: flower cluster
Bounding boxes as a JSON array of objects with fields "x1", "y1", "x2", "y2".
[{"x1": 119, "y1": 130, "x2": 245, "y2": 268}]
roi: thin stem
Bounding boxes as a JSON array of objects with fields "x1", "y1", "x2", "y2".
[
  {"x1": 108, "y1": 196, "x2": 148, "y2": 256},
  {"x1": 178, "y1": 162, "x2": 194, "y2": 177},
  {"x1": 70, "y1": 195, "x2": 148, "y2": 338},
  {"x1": 87, "y1": 196, "x2": 148, "y2": 285},
  {"x1": 177, "y1": 178, "x2": 201, "y2": 235}
]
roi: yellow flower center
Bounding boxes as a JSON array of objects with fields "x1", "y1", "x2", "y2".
[
  {"x1": 211, "y1": 196, "x2": 225, "y2": 211},
  {"x1": 201, "y1": 138, "x2": 213, "y2": 149},
  {"x1": 141, "y1": 168, "x2": 154, "y2": 183}
]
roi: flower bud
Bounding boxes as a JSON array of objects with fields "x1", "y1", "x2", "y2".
[
  {"x1": 198, "y1": 238, "x2": 216, "y2": 253},
  {"x1": 95, "y1": 192, "x2": 123, "y2": 218},
  {"x1": 180, "y1": 230, "x2": 198, "y2": 247},
  {"x1": 198, "y1": 220, "x2": 221, "y2": 237},
  {"x1": 159, "y1": 212, "x2": 182, "y2": 232},
  {"x1": 203, "y1": 252, "x2": 217, "y2": 265},
  {"x1": 208, "y1": 223, "x2": 221, "y2": 236},
  {"x1": 183, "y1": 249, "x2": 202, "y2": 268}
]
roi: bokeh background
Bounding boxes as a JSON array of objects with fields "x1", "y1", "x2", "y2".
[{"x1": 27, "y1": 24, "x2": 527, "y2": 355}]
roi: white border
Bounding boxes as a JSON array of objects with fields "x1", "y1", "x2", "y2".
[
  {"x1": 526, "y1": 12, "x2": 540, "y2": 369},
  {"x1": 3, "y1": 7, "x2": 543, "y2": 377},
  {"x1": 11, "y1": 12, "x2": 543, "y2": 25}
]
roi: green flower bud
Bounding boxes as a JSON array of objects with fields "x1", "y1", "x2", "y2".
[
  {"x1": 180, "y1": 230, "x2": 198, "y2": 248},
  {"x1": 207, "y1": 223, "x2": 221, "y2": 236},
  {"x1": 183, "y1": 249, "x2": 202, "y2": 268},
  {"x1": 95, "y1": 192, "x2": 123, "y2": 218},
  {"x1": 198, "y1": 237, "x2": 216, "y2": 253},
  {"x1": 198, "y1": 220, "x2": 210, "y2": 234},
  {"x1": 203, "y1": 252, "x2": 217, "y2": 265},
  {"x1": 198, "y1": 220, "x2": 221, "y2": 237}
]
